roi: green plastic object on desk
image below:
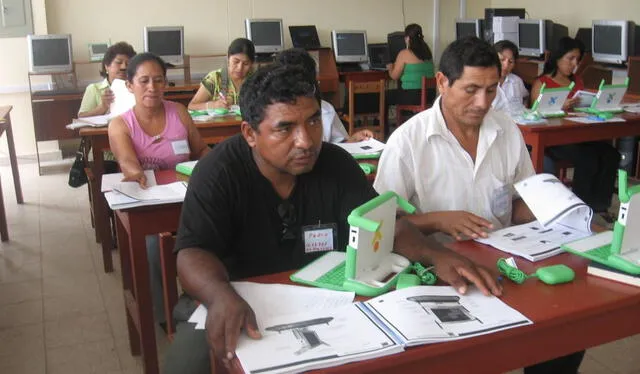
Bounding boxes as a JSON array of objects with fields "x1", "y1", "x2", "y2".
[
  {"x1": 497, "y1": 258, "x2": 575, "y2": 285},
  {"x1": 359, "y1": 163, "x2": 376, "y2": 175}
]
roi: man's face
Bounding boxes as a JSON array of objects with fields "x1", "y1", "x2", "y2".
[
  {"x1": 244, "y1": 96, "x2": 323, "y2": 176},
  {"x1": 437, "y1": 66, "x2": 500, "y2": 128}
]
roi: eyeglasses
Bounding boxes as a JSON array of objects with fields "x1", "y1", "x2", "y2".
[{"x1": 277, "y1": 201, "x2": 297, "y2": 242}]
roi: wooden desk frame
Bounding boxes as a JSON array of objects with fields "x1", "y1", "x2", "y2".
[{"x1": 0, "y1": 106, "x2": 24, "y2": 241}]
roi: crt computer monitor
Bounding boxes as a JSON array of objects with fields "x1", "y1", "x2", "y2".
[
  {"x1": 331, "y1": 30, "x2": 368, "y2": 63},
  {"x1": 455, "y1": 19, "x2": 483, "y2": 40},
  {"x1": 592, "y1": 20, "x2": 636, "y2": 65},
  {"x1": 289, "y1": 25, "x2": 321, "y2": 50},
  {"x1": 387, "y1": 31, "x2": 405, "y2": 63},
  {"x1": 517, "y1": 19, "x2": 549, "y2": 58},
  {"x1": 245, "y1": 19, "x2": 284, "y2": 54},
  {"x1": 27, "y1": 34, "x2": 74, "y2": 74},
  {"x1": 144, "y1": 26, "x2": 184, "y2": 66}
]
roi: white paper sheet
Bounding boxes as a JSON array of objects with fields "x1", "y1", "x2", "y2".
[
  {"x1": 109, "y1": 79, "x2": 135, "y2": 116},
  {"x1": 565, "y1": 116, "x2": 626, "y2": 124},
  {"x1": 101, "y1": 170, "x2": 157, "y2": 192},
  {"x1": 335, "y1": 138, "x2": 385, "y2": 156}
]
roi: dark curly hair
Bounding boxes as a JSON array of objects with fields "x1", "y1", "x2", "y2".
[
  {"x1": 439, "y1": 36, "x2": 501, "y2": 86},
  {"x1": 276, "y1": 48, "x2": 317, "y2": 79},
  {"x1": 239, "y1": 64, "x2": 320, "y2": 131},
  {"x1": 126, "y1": 52, "x2": 167, "y2": 82},
  {"x1": 100, "y1": 42, "x2": 136, "y2": 79}
]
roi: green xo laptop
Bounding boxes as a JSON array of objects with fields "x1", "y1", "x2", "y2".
[
  {"x1": 529, "y1": 81, "x2": 574, "y2": 118},
  {"x1": 574, "y1": 78, "x2": 629, "y2": 115},
  {"x1": 290, "y1": 191, "x2": 415, "y2": 296}
]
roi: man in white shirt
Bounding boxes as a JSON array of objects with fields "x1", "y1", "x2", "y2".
[
  {"x1": 277, "y1": 48, "x2": 373, "y2": 143},
  {"x1": 491, "y1": 40, "x2": 529, "y2": 116},
  {"x1": 374, "y1": 36, "x2": 585, "y2": 374}
]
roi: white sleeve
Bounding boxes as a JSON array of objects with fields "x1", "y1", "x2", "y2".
[
  {"x1": 514, "y1": 128, "x2": 536, "y2": 183},
  {"x1": 373, "y1": 131, "x2": 415, "y2": 201},
  {"x1": 329, "y1": 114, "x2": 349, "y2": 143},
  {"x1": 321, "y1": 101, "x2": 348, "y2": 143},
  {"x1": 492, "y1": 86, "x2": 509, "y2": 112},
  {"x1": 516, "y1": 75, "x2": 529, "y2": 99}
]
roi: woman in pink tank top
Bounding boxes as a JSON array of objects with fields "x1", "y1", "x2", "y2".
[{"x1": 108, "y1": 53, "x2": 209, "y2": 187}]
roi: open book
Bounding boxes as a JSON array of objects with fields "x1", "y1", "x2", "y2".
[
  {"x1": 477, "y1": 173, "x2": 593, "y2": 261},
  {"x1": 335, "y1": 138, "x2": 385, "y2": 159},
  {"x1": 103, "y1": 178, "x2": 187, "y2": 210},
  {"x1": 189, "y1": 283, "x2": 531, "y2": 374}
]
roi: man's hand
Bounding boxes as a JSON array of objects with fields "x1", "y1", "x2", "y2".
[
  {"x1": 430, "y1": 249, "x2": 503, "y2": 296},
  {"x1": 205, "y1": 283, "x2": 262, "y2": 368},
  {"x1": 432, "y1": 211, "x2": 493, "y2": 240}
]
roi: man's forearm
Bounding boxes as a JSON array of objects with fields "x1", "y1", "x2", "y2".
[
  {"x1": 511, "y1": 198, "x2": 535, "y2": 225},
  {"x1": 177, "y1": 247, "x2": 231, "y2": 306},
  {"x1": 393, "y1": 217, "x2": 446, "y2": 265}
]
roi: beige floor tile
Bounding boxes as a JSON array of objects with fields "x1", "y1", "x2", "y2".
[
  {"x1": 42, "y1": 252, "x2": 96, "y2": 277},
  {"x1": 0, "y1": 300, "x2": 43, "y2": 329},
  {"x1": 0, "y1": 260, "x2": 42, "y2": 284},
  {"x1": 40, "y1": 230, "x2": 93, "y2": 256},
  {"x1": 46, "y1": 338, "x2": 122, "y2": 374},
  {"x1": 42, "y1": 273, "x2": 100, "y2": 298},
  {"x1": 581, "y1": 354, "x2": 617, "y2": 373},
  {"x1": 114, "y1": 337, "x2": 144, "y2": 372},
  {"x1": 587, "y1": 335, "x2": 640, "y2": 373},
  {"x1": 44, "y1": 312, "x2": 113, "y2": 349},
  {"x1": 0, "y1": 355, "x2": 46, "y2": 374},
  {"x1": 0, "y1": 280, "x2": 42, "y2": 306},
  {"x1": 0, "y1": 235, "x2": 42, "y2": 272},
  {"x1": 43, "y1": 295, "x2": 105, "y2": 321},
  {"x1": 0, "y1": 323, "x2": 44, "y2": 357},
  {"x1": 106, "y1": 307, "x2": 129, "y2": 339}
]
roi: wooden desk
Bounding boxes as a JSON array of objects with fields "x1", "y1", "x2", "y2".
[
  {"x1": 519, "y1": 110, "x2": 640, "y2": 172},
  {"x1": 114, "y1": 170, "x2": 640, "y2": 374},
  {"x1": 0, "y1": 106, "x2": 24, "y2": 241},
  {"x1": 79, "y1": 117, "x2": 242, "y2": 273}
]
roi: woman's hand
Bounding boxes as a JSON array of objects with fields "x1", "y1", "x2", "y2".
[
  {"x1": 563, "y1": 96, "x2": 580, "y2": 111},
  {"x1": 122, "y1": 171, "x2": 148, "y2": 189},
  {"x1": 99, "y1": 88, "x2": 115, "y2": 114}
]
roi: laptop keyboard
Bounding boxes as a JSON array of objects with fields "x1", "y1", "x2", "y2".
[
  {"x1": 584, "y1": 245, "x2": 612, "y2": 260},
  {"x1": 315, "y1": 262, "x2": 346, "y2": 287}
]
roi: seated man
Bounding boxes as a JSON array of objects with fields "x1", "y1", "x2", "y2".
[
  {"x1": 163, "y1": 63, "x2": 501, "y2": 374},
  {"x1": 374, "y1": 36, "x2": 584, "y2": 374},
  {"x1": 276, "y1": 48, "x2": 373, "y2": 143}
]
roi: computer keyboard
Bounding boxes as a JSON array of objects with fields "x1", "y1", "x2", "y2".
[
  {"x1": 584, "y1": 245, "x2": 612, "y2": 260},
  {"x1": 315, "y1": 261, "x2": 346, "y2": 287}
]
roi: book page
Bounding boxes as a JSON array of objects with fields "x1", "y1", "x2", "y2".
[
  {"x1": 111, "y1": 181, "x2": 186, "y2": 201},
  {"x1": 515, "y1": 173, "x2": 591, "y2": 229},
  {"x1": 335, "y1": 138, "x2": 385, "y2": 156},
  {"x1": 363, "y1": 286, "x2": 531, "y2": 346},
  {"x1": 109, "y1": 79, "x2": 135, "y2": 116},
  {"x1": 101, "y1": 170, "x2": 157, "y2": 192}
]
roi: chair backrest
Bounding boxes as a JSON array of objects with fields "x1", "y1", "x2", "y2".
[
  {"x1": 628, "y1": 56, "x2": 640, "y2": 96},
  {"x1": 582, "y1": 65, "x2": 613, "y2": 90},
  {"x1": 420, "y1": 76, "x2": 437, "y2": 110},
  {"x1": 346, "y1": 78, "x2": 386, "y2": 137}
]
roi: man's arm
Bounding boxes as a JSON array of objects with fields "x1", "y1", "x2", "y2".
[
  {"x1": 404, "y1": 211, "x2": 494, "y2": 240},
  {"x1": 511, "y1": 198, "x2": 535, "y2": 225},
  {"x1": 393, "y1": 217, "x2": 502, "y2": 296}
]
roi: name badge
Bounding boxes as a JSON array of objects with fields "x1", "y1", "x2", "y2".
[
  {"x1": 303, "y1": 223, "x2": 337, "y2": 253},
  {"x1": 171, "y1": 139, "x2": 190, "y2": 155}
]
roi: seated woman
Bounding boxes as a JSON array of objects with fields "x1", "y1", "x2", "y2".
[
  {"x1": 386, "y1": 23, "x2": 435, "y2": 128},
  {"x1": 531, "y1": 37, "x2": 620, "y2": 218},
  {"x1": 108, "y1": 52, "x2": 209, "y2": 327},
  {"x1": 491, "y1": 40, "x2": 529, "y2": 116},
  {"x1": 276, "y1": 48, "x2": 373, "y2": 143},
  {"x1": 78, "y1": 42, "x2": 136, "y2": 117},
  {"x1": 188, "y1": 38, "x2": 255, "y2": 111}
]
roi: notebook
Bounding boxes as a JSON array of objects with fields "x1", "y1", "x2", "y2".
[
  {"x1": 562, "y1": 170, "x2": 640, "y2": 275},
  {"x1": 529, "y1": 81, "x2": 574, "y2": 118},
  {"x1": 574, "y1": 78, "x2": 629, "y2": 115},
  {"x1": 290, "y1": 191, "x2": 415, "y2": 296}
]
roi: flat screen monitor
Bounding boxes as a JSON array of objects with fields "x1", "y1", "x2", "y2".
[
  {"x1": 27, "y1": 34, "x2": 73, "y2": 74},
  {"x1": 332, "y1": 30, "x2": 368, "y2": 63},
  {"x1": 245, "y1": 19, "x2": 284, "y2": 54},
  {"x1": 368, "y1": 43, "x2": 389, "y2": 69},
  {"x1": 289, "y1": 25, "x2": 321, "y2": 50},
  {"x1": 144, "y1": 26, "x2": 184, "y2": 66},
  {"x1": 455, "y1": 19, "x2": 482, "y2": 40},
  {"x1": 518, "y1": 19, "x2": 545, "y2": 57},
  {"x1": 592, "y1": 20, "x2": 635, "y2": 64}
]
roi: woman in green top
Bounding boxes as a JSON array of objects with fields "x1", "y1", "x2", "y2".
[
  {"x1": 386, "y1": 24, "x2": 435, "y2": 127},
  {"x1": 78, "y1": 42, "x2": 136, "y2": 117},
  {"x1": 188, "y1": 38, "x2": 255, "y2": 110}
]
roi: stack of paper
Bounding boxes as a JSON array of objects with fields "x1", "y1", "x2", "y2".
[
  {"x1": 102, "y1": 172, "x2": 187, "y2": 210},
  {"x1": 335, "y1": 138, "x2": 385, "y2": 159},
  {"x1": 101, "y1": 171, "x2": 157, "y2": 192},
  {"x1": 477, "y1": 173, "x2": 593, "y2": 261},
  {"x1": 66, "y1": 114, "x2": 113, "y2": 130}
]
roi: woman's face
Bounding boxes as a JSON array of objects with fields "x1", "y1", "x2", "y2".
[
  {"x1": 557, "y1": 48, "x2": 581, "y2": 77},
  {"x1": 498, "y1": 49, "x2": 515, "y2": 78},
  {"x1": 106, "y1": 54, "x2": 130, "y2": 82},
  {"x1": 127, "y1": 60, "x2": 166, "y2": 108},
  {"x1": 228, "y1": 53, "x2": 253, "y2": 80}
]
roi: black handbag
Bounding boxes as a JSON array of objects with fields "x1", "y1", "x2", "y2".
[{"x1": 68, "y1": 137, "x2": 88, "y2": 188}]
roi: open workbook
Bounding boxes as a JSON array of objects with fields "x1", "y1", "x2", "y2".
[
  {"x1": 102, "y1": 171, "x2": 187, "y2": 210},
  {"x1": 476, "y1": 173, "x2": 593, "y2": 261},
  {"x1": 188, "y1": 282, "x2": 531, "y2": 374}
]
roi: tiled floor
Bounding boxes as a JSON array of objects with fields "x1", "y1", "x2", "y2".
[{"x1": 0, "y1": 161, "x2": 638, "y2": 374}]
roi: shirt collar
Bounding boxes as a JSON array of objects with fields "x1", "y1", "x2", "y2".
[
  {"x1": 97, "y1": 78, "x2": 110, "y2": 89},
  {"x1": 427, "y1": 96, "x2": 503, "y2": 143}
]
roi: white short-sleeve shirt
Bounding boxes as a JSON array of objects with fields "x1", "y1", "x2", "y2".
[
  {"x1": 492, "y1": 73, "x2": 529, "y2": 116},
  {"x1": 374, "y1": 97, "x2": 535, "y2": 229},
  {"x1": 321, "y1": 100, "x2": 349, "y2": 143}
]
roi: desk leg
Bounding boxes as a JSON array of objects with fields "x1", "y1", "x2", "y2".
[
  {"x1": 0, "y1": 177, "x2": 8, "y2": 241},
  {"x1": 529, "y1": 134, "x2": 545, "y2": 173},
  {"x1": 4, "y1": 115, "x2": 23, "y2": 204},
  {"x1": 128, "y1": 216, "x2": 159, "y2": 374},
  {"x1": 91, "y1": 143, "x2": 114, "y2": 273},
  {"x1": 116, "y1": 212, "x2": 140, "y2": 356}
]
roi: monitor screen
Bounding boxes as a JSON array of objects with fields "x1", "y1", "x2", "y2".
[
  {"x1": 250, "y1": 21, "x2": 282, "y2": 46},
  {"x1": 289, "y1": 25, "x2": 321, "y2": 49},
  {"x1": 32, "y1": 38, "x2": 71, "y2": 66},
  {"x1": 368, "y1": 44, "x2": 389, "y2": 66},
  {"x1": 594, "y1": 25, "x2": 622, "y2": 55},
  {"x1": 147, "y1": 30, "x2": 182, "y2": 56},
  {"x1": 456, "y1": 22, "x2": 478, "y2": 39},
  {"x1": 519, "y1": 23, "x2": 541, "y2": 49},
  {"x1": 336, "y1": 33, "x2": 366, "y2": 56}
]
